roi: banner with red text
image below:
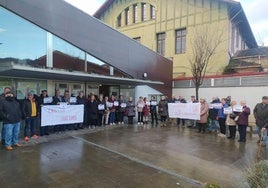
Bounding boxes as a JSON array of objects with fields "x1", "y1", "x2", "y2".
[
  {"x1": 168, "y1": 103, "x2": 201, "y2": 120},
  {"x1": 41, "y1": 105, "x2": 84, "y2": 126}
]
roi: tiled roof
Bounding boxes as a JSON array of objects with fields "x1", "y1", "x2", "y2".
[{"x1": 234, "y1": 47, "x2": 268, "y2": 58}]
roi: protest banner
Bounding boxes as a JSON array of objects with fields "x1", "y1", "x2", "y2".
[
  {"x1": 168, "y1": 103, "x2": 201, "y2": 120},
  {"x1": 41, "y1": 105, "x2": 84, "y2": 126}
]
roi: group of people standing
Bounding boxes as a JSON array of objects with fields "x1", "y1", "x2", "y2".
[
  {"x1": 1, "y1": 86, "x2": 267, "y2": 151},
  {"x1": 0, "y1": 87, "x2": 164, "y2": 151},
  {"x1": 207, "y1": 97, "x2": 251, "y2": 142}
]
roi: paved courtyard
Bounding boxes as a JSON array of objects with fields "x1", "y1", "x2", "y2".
[{"x1": 0, "y1": 123, "x2": 266, "y2": 188}]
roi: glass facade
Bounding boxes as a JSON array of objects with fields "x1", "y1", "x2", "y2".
[
  {"x1": 0, "y1": 7, "x2": 46, "y2": 65},
  {"x1": 0, "y1": 6, "x2": 136, "y2": 99}
]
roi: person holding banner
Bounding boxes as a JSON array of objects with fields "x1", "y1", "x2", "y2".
[
  {"x1": 236, "y1": 100, "x2": 250, "y2": 142},
  {"x1": 177, "y1": 96, "x2": 187, "y2": 127},
  {"x1": 150, "y1": 96, "x2": 158, "y2": 126},
  {"x1": 76, "y1": 91, "x2": 86, "y2": 129},
  {"x1": 38, "y1": 89, "x2": 51, "y2": 136},
  {"x1": 52, "y1": 89, "x2": 65, "y2": 133},
  {"x1": 158, "y1": 96, "x2": 168, "y2": 127},
  {"x1": 198, "y1": 98, "x2": 209, "y2": 133}
]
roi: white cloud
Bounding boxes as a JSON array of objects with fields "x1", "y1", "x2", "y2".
[
  {"x1": 64, "y1": 0, "x2": 103, "y2": 15},
  {"x1": 0, "y1": 28, "x2": 6, "y2": 32}
]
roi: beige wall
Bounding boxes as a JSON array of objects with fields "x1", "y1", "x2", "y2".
[
  {"x1": 173, "y1": 86, "x2": 268, "y2": 125},
  {"x1": 98, "y1": 0, "x2": 244, "y2": 77}
]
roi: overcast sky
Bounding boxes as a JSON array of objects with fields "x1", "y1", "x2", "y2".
[{"x1": 64, "y1": 0, "x2": 268, "y2": 46}]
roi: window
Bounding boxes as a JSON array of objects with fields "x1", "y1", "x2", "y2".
[
  {"x1": 133, "y1": 4, "x2": 138, "y2": 23},
  {"x1": 141, "y1": 3, "x2": 146, "y2": 21},
  {"x1": 150, "y1": 5, "x2": 156, "y2": 19},
  {"x1": 125, "y1": 8, "x2": 130, "y2": 25},
  {"x1": 157, "y1": 33, "x2": 165, "y2": 56},
  {"x1": 117, "y1": 14, "x2": 122, "y2": 27},
  {"x1": 133, "y1": 37, "x2": 141, "y2": 43},
  {"x1": 175, "y1": 28, "x2": 186, "y2": 54}
]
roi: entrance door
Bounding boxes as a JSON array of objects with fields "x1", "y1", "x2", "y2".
[{"x1": 99, "y1": 84, "x2": 109, "y2": 97}]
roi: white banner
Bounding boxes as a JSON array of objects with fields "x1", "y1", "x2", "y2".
[
  {"x1": 168, "y1": 103, "x2": 201, "y2": 120},
  {"x1": 41, "y1": 105, "x2": 84, "y2": 126}
]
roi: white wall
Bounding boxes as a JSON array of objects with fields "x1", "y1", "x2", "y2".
[
  {"x1": 135, "y1": 85, "x2": 162, "y2": 103},
  {"x1": 173, "y1": 86, "x2": 267, "y2": 124}
]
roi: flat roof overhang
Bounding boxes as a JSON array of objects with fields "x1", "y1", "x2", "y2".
[{"x1": 0, "y1": 62, "x2": 163, "y2": 86}]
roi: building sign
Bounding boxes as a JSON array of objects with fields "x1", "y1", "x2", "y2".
[
  {"x1": 168, "y1": 103, "x2": 201, "y2": 120},
  {"x1": 41, "y1": 105, "x2": 84, "y2": 126}
]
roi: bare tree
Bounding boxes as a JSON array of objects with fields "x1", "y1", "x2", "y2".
[{"x1": 189, "y1": 26, "x2": 224, "y2": 100}]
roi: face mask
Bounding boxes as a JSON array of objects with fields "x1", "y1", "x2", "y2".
[{"x1": 6, "y1": 96, "x2": 14, "y2": 101}]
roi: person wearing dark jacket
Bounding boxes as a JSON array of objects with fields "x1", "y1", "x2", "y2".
[
  {"x1": 76, "y1": 91, "x2": 86, "y2": 129},
  {"x1": 150, "y1": 96, "x2": 158, "y2": 126},
  {"x1": 0, "y1": 92, "x2": 22, "y2": 150},
  {"x1": 118, "y1": 95, "x2": 126, "y2": 124},
  {"x1": 87, "y1": 94, "x2": 98, "y2": 128},
  {"x1": 177, "y1": 96, "x2": 186, "y2": 127},
  {"x1": 0, "y1": 86, "x2": 11, "y2": 145},
  {"x1": 237, "y1": 100, "x2": 250, "y2": 142},
  {"x1": 126, "y1": 97, "x2": 135, "y2": 124},
  {"x1": 38, "y1": 89, "x2": 51, "y2": 136},
  {"x1": 22, "y1": 92, "x2": 39, "y2": 141},
  {"x1": 208, "y1": 97, "x2": 220, "y2": 133},
  {"x1": 254, "y1": 96, "x2": 268, "y2": 147},
  {"x1": 52, "y1": 90, "x2": 65, "y2": 132}
]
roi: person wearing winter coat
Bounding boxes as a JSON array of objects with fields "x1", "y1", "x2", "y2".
[
  {"x1": 218, "y1": 98, "x2": 229, "y2": 137},
  {"x1": 150, "y1": 96, "x2": 158, "y2": 126},
  {"x1": 22, "y1": 92, "x2": 39, "y2": 142},
  {"x1": 0, "y1": 91, "x2": 22, "y2": 150},
  {"x1": 108, "y1": 95, "x2": 116, "y2": 125},
  {"x1": 158, "y1": 96, "x2": 168, "y2": 127},
  {"x1": 97, "y1": 94, "x2": 106, "y2": 127},
  {"x1": 236, "y1": 100, "x2": 250, "y2": 142},
  {"x1": 118, "y1": 95, "x2": 126, "y2": 124},
  {"x1": 208, "y1": 97, "x2": 220, "y2": 133},
  {"x1": 136, "y1": 96, "x2": 145, "y2": 125},
  {"x1": 253, "y1": 96, "x2": 268, "y2": 147},
  {"x1": 143, "y1": 97, "x2": 150, "y2": 124},
  {"x1": 226, "y1": 101, "x2": 238, "y2": 140},
  {"x1": 76, "y1": 91, "x2": 86, "y2": 129},
  {"x1": 198, "y1": 98, "x2": 209, "y2": 133},
  {"x1": 87, "y1": 94, "x2": 98, "y2": 128},
  {"x1": 126, "y1": 97, "x2": 135, "y2": 124}
]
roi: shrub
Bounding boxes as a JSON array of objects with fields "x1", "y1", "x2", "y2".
[
  {"x1": 246, "y1": 160, "x2": 268, "y2": 188},
  {"x1": 203, "y1": 183, "x2": 221, "y2": 188}
]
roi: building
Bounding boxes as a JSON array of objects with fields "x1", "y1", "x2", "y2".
[
  {"x1": 226, "y1": 47, "x2": 268, "y2": 73},
  {"x1": 94, "y1": 0, "x2": 258, "y2": 78},
  {"x1": 0, "y1": 0, "x2": 172, "y2": 99}
]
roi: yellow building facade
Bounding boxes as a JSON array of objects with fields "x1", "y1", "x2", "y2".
[{"x1": 94, "y1": 0, "x2": 257, "y2": 78}]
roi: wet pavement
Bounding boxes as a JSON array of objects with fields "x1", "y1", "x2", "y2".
[{"x1": 0, "y1": 123, "x2": 267, "y2": 188}]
